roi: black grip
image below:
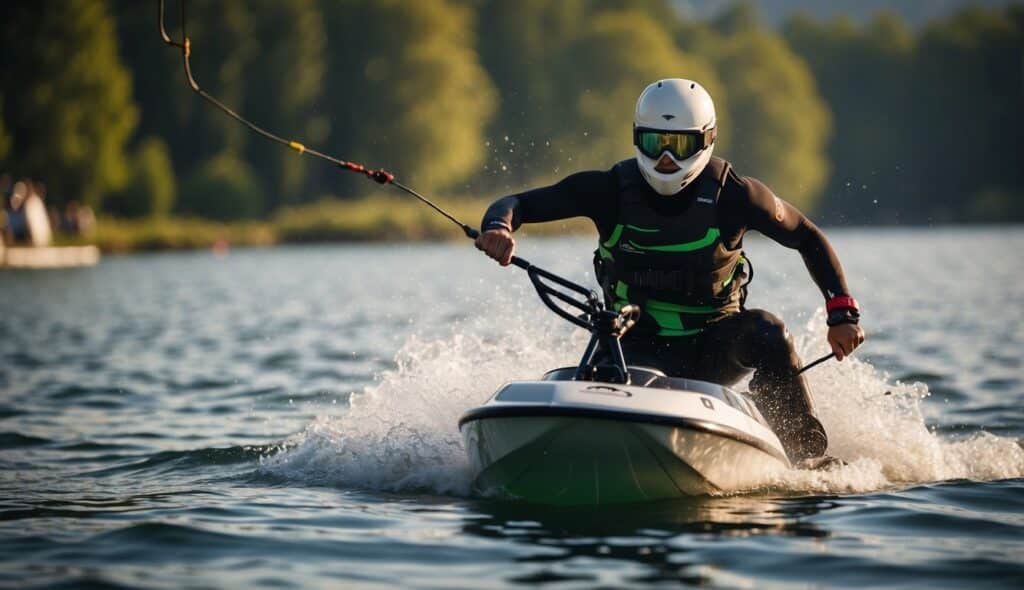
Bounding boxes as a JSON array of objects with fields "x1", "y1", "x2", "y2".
[{"x1": 797, "y1": 352, "x2": 835, "y2": 374}]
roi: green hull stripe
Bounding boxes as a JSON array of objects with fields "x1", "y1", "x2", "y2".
[{"x1": 627, "y1": 227, "x2": 720, "y2": 253}]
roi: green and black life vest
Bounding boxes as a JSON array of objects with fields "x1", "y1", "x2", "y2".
[{"x1": 594, "y1": 157, "x2": 748, "y2": 337}]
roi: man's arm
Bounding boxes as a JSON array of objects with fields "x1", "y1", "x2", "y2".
[
  {"x1": 737, "y1": 176, "x2": 849, "y2": 298},
  {"x1": 480, "y1": 169, "x2": 619, "y2": 236},
  {"x1": 733, "y1": 175, "x2": 864, "y2": 359},
  {"x1": 476, "y1": 169, "x2": 618, "y2": 265}
]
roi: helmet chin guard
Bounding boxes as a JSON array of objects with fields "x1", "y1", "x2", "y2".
[
  {"x1": 635, "y1": 144, "x2": 714, "y2": 196},
  {"x1": 633, "y1": 79, "x2": 717, "y2": 196}
]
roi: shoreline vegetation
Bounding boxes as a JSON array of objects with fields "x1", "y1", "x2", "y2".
[
  {"x1": 68, "y1": 196, "x2": 1022, "y2": 254},
  {"x1": 68, "y1": 197, "x2": 594, "y2": 253},
  {"x1": 4, "y1": 2, "x2": 1022, "y2": 242}
]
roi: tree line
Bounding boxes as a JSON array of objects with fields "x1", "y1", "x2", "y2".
[{"x1": 1, "y1": 1, "x2": 1021, "y2": 224}]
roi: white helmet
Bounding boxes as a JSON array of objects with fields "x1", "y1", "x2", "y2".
[{"x1": 633, "y1": 79, "x2": 717, "y2": 196}]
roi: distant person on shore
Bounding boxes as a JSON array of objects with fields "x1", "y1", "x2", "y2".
[
  {"x1": 58, "y1": 201, "x2": 96, "y2": 236},
  {"x1": 475, "y1": 79, "x2": 864, "y2": 467},
  {"x1": 4, "y1": 179, "x2": 53, "y2": 246},
  {"x1": 4, "y1": 180, "x2": 30, "y2": 244}
]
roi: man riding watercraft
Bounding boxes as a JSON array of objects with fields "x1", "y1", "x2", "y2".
[{"x1": 476, "y1": 79, "x2": 864, "y2": 465}]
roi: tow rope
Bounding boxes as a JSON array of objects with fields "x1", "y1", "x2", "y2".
[{"x1": 156, "y1": 0, "x2": 480, "y2": 240}]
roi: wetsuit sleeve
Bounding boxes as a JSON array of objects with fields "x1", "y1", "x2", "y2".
[
  {"x1": 480, "y1": 169, "x2": 619, "y2": 238},
  {"x1": 735, "y1": 176, "x2": 851, "y2": 299}
]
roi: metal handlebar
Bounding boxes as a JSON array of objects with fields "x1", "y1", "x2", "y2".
[{"x1": 507, "y1": 256, "x2": 602, "y2": 331}]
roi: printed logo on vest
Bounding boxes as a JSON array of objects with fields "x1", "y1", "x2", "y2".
[
  {"x1": 619, "y1": 242, "x2": 643, "y2": 254},
  {"x1": 697, "y1": 196, "x2": 714, "y2": 204}
]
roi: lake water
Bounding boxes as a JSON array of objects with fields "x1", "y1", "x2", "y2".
[{"x1": 2, "y1": 228, "x2": 1022, "y2": 588}]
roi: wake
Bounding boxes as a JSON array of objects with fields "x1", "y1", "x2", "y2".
[{"x1": 259, "y1": 310, "x2": 1024, "y2": 497}]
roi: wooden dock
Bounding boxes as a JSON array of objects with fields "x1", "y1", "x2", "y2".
[{"x1": 0, "y1": 245, "x2": 101, "y2": 269}]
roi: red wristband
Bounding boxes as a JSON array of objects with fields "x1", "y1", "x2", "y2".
[{"x1": 826, "y1": 295, "x2": 859, "y2": 313}]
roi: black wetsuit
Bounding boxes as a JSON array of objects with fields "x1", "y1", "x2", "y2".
[{"x1": 481, "y1": 158, "x2": 852, "y2": 461}]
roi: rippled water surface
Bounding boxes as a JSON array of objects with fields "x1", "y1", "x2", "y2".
[{"x1": 2, "y1": 228, "x2": 1022, "y2": 588}]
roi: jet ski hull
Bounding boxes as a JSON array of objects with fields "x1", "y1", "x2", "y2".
[{"x1": 460, "y1": 372, "x2": 790, "y2": 505}]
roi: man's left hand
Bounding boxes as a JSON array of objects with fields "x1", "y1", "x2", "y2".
[{"x1": 828, "y1": 323, "x2": 865, "y2": 361}]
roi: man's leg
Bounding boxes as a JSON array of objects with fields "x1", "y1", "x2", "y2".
[
  {"x1": 695, "y1": 310, "x2": 828, "y2": 462},
  {"x1": 619, "y1": 337, "x2": 699, "y2": 378}
]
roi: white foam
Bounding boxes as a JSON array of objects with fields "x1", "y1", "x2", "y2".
[
  {"x1": 258, "y1": 317, "x2": 585, "y2": 495},
  {"x1": 758, "y1": 311, "x2": 1024, "y2": 495},
  {"x1": 260, "y1": 309, "x2": 1024, "y2": 497}
]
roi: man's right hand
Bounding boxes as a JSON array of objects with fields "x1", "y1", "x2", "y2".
[{"x1": 475, "y1": 228, "x2": 515, "y2": 266}]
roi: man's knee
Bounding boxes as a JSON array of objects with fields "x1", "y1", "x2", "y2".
[{"x1": 745, "y1": 309, "x2": 792, "y2": 350}]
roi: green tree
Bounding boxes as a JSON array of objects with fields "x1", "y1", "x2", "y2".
[
  {"x1": 242, "y1": 0, "x2": 327, "y2": 208},
  {"x1": 477, "y1": 0, "x2": 587, "y2": 189},
  {"x1": 909, "y1": 5, "x2": 1024, "y2": 222},
  {"x1": 704, "y1": 28, "x2": 831, "y2": 210},
  {"x1": 478, "y1": 2, "x2": 724, "y2": 190},
  {"x1": 785, "y1": 5, "x2": 1024, "y2": 223},
  {"x1": 320, "y1": 0, "x2": 496, "y2": 196},
  {"x1": 709, "y1": 0, "x2": 761, "y2": 35},
  {"x1": 177, "y1": 153, "x2": 264, "y2": 221},
  {"x1": 592, "y1": 0, "x2": 676, "y2": 12},
  {"x1": 784, "y1": 12, "x2": 915, "y2": 223},
  {"x1": 104, "y1": 137, "x2": 177, "y2": 218},
  {"x1": 116, "y1": 1, "x2": 330, "y2": 216},
  {"x1": 0, "y1": 0, "x2": 138, "y2": 207},
  {"x1": 0, "y1": 95, "x2": 10, "y2": 163},
  {"x1": 555, "y1": 11, "x2": 725, "y2": 172},
  {"x1": 114, "y1": 0, "x2": 256, "y2": 180}
]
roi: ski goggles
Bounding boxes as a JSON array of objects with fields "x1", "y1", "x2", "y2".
[{"x1": 633, "y1": 127, "x2": 716, "y2": 161}]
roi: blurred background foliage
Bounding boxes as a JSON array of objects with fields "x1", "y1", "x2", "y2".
[{"x1": 1, "y1": 0, "x2": 1022, "y2": 230}]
